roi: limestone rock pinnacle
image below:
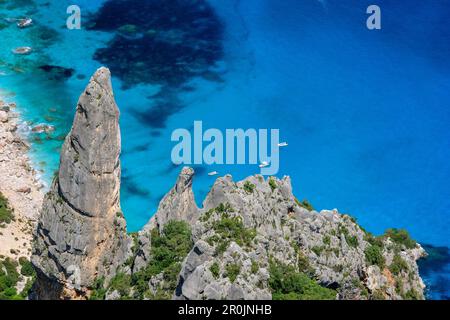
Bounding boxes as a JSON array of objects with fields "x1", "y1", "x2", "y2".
[{"x1": 31, "y1": 67, "x2": 130, "y2": 300}]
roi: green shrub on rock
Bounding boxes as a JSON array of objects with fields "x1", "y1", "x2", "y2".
[
  {"x1": 364, "y1": 244, "x2": 385, "y2": 268},
  {"x1": 211, "y1": 210, "x2": 257, "y2": 254},
  {"x1": 389, "y1": 254, "x2": 409, "y2": 275},
  {"x1": 89, "y1": 277, "x2": 107, "y2": 300},
  {"x1": 268, "y1": 178, "x2": 277, "y2": 192},
  {"x1": 269, "y1": 260, "x2": 336, "y2": 300},
  {"x1": 131, "y1": 220, "x2": 193, "y2": 299},
  {"x1": 225, "y1": 263, "x2": 241, "y2": 283},
  {"x1": 109, "y1": 273, "x2": 132, "y2": 299},
  {"x1": 0, "y1": 257, "x2": 23, "y2": 300},
  {"x1": 19, "y1": 257, "x2": 35, "y2": 277},
  {"x1": 243, "y1": 181, "x2": 256, "y2": 193},
  {"x1": 0, "y1": 193, "x2": 14, "y2": 224},
  {"x1": 345, "y1": 235, "x2": 359, "y2": 248},
  {"x1": 251, "y1": 260, "x2": 259, "y2": 274},
  {"x1": 384, "y1": 229, "x2": 416, "y2": 249},
  {"x1": 295, "y1": 198, "x2": 314, "y2": 211},
  {"x1": 210, "y1": 262, "x2": 220, "y2": 279}
]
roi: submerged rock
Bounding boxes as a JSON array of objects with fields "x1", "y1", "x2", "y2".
[
  {"x1": 89, "y1": 0, "x2": 224, "y2": 88},
  {"x1": 12, "y1": 46, "x2": 33, "y2": 55},
  {"x1": 31, "y1": 67, "x2": 131, "y2": 300},
  {"x1": 31, "y1": 124, "x2": 54, "y2": 134},
  {"x1": 38, "y1": 65, "x2": 75, "y2": 81}
]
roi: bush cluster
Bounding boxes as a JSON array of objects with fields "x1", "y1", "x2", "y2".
[
  {"x1": 269, "y1": 260, "x2": 336, "y2": 300},
  {"x1": 211, "y1": 213, "x2": 257, "y2": 255},
  {"x1": 91, "y1": 220, "x2": 193, "y2": 300},
  {"x1": 0, "y1": 257, "x2": 34, "y2": 300},
  {"x1": 132, "y1": 220, "x2": 193, "y2": 299},
  {"x1": 243, "y1": 181, "x2": 256, "y2": 193},
  {"x1": 384, "y1": 229, "x2": 416, "y2": 249},
  {"x1": 0, "y1": 193, "x2": 14, "y2": 224},
  {"x1": 295, "y1": 198, "x2": 314, "y2": 211},
  {"x1": 364, "y1": 244, "x2": 385, "y2": 268}
]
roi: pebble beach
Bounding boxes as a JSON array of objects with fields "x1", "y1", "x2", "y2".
[{"x1": 0, "y1": 96, "x2": 44, "y2": 259}]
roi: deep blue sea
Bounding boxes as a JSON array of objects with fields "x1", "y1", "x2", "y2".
[{"x1": 0, "y1": 0, "x2": 449, "y2": 299}]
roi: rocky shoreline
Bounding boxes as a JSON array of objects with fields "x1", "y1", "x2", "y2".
[{"x1": 0, "y1": 97, "x2": 44, "y2": 259}]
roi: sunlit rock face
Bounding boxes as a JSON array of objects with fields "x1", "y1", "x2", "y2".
[{"x1": 31, "y1": 68, "x2": 131, "y2": 300}]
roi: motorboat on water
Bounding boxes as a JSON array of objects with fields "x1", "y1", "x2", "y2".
[
  {"x1": 208, "y1": 171, "x2": 219, "y2": 176},
  {"x1": 17, "y1": 18, "x2": 33, "y2": 28},
  {"x1": 278, "y1": 142, "x2": 288, "y2": 147},
  {"x1": 259, "y1": 161, "x2": 269, "y2": 168},
  {"x1": 12, "y1": 46, "x2": 33, "y2": 55}
]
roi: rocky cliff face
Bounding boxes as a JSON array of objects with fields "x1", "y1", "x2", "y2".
[
  {"x1": 31, "y1": 67, "x2": 426, "y2": 300},
  {"x1": 31, "y1": 68, "x2": 130, "y2": 299},
  {"x1": 147, "y1": 167, "x2": 199, "y2": 232},
  {"x1": 133, "y1": 167, "x2": 198, "y2": 274},
  {"x1": 116, "y1": 169, "x2": 425, "y2": 300},
  {"x1": 170, "y1": 174, "x2": 426, "y2": 300}
]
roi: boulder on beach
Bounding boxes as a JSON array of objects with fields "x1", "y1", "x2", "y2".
[
  {"x1": 0, "y1": 110, "x2": 8, "y2": 123},
  {"x1": 0, "y1": 102, "x2": 15, "y2": 112}
]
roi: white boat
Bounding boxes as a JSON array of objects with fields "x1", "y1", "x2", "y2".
[
  {"x1": 208, "y1": 171, "x2": 219, "y2": 176},
  {"x1": 17, "y1": 18, "x2": 33, "y2": 28},
  {"x1": 12, "y1": 47, "x2": 32, "y2": 55},
  {"x1": 278, "y1": 142, "x2": 288, "y2": 147},
  {"x1": 259, "y1": 161, "x2": 269, "y2": 168}
]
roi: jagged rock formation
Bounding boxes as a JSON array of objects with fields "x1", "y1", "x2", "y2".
[
  {"x1": 30, "y1": 67, "x2": 426, "y2": 301},
  {"x1": 132, "y1": 167, "x2": 199, "y2": 273},
  {"x1": 124, "y1": 170, "x2": 425, "y2": 300},
  {"x1": 31, "y1": 68, "x2": 131, "y2": 299},
  {"x1": 147, "y1": 167, "x2": 199, "y2": 232},
  {"x1": 169, "y1": 174, "x2": 426, "y2": 300}
]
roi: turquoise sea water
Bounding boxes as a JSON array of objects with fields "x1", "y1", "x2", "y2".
[{"x1": 0, "y1": 0, "x2": 449, "y2": 299}]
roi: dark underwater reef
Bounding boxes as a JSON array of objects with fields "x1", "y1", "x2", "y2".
[
  {"x1": 88, "y1": 0, "x2": 225, "y2": 88},
  {"x1": 86, "y1": 0, "x2": 225, "y2": 130}
]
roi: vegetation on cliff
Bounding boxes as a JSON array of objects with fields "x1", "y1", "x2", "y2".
[
  {"x1": 384, "y1": 228, "x2": 417, "y2": 249},
  {"x1": 28, "y1": 68, "x2": 426, "y2": 301},
  {"x1": 206, "y1": 203, "x2": 257, "y2": 255},
  {"x1": 0, "y1": 192, "x2": 14, "y2": 225},
  {"x1": 132, "y1": 220, "x2": 193, "y2": 299},
  {"x1": 269, "y1": 260, "x2": 337, "y2": 300},
  {"x1": 0, "y1": 256, "x2": 35, "y2": 300},
  {"x1": 91, "y1": 220, "x2": 193, "y2": 300}
]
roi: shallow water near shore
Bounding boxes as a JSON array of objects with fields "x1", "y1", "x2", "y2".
[{"x1": 0, "y1": 0, "x2": 449, "y2": 299}]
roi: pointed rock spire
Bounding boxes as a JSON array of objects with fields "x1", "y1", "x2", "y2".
[
  {"x1": 147, "y1": 167, "x2": 199, "y2": 232},
  {"x1": 133, "y1": 167, "x2": 199, "y2": 273},
  {"x1": 32, "y1": 67, "x2": 130, "y2": 300}
]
